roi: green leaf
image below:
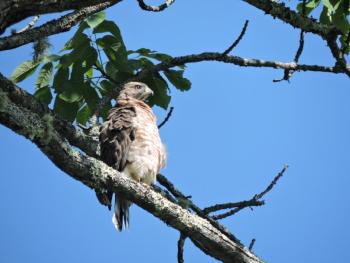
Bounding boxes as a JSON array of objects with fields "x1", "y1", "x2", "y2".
[
  {"x1": 96, "y1": 35, "x2": 130, "y2": 72},
  {"x1": 53, "y1": 96, "x2": 80, "y2": 122},
  {"x1": 58, "y1": 63, "x2": 84, "y2": 103},
  {"x1": 53, "y1": 67, "x2": 69, "y2": 93},
  {"x1": 35, "y1": 62, "x2": 53, "y2": 90},
  {"x1": 60, "y1": 21, "x2": 90, "y2": 51},
  {"x1": 60, "y1": 37, "x2": 95, "y2": 68},
  {"x1": 76, "y1": 104, "x2": 92, "y2": 126},
  {"x1": 85, "y1": 67, "x2": 93, "y2": 78},
  {"x1": 82, "y1": 82, "x2": 100, "y2": 110},
  {"x1": 59, "y1": 85, "x2": 83, "y2": 103},
  {"x1": 322, "y1": 0, "x2": 342, "y2": 14},
  {"x1": 86, "y1": 11, "x2": 105, "y2": 29},
  {"x1": 43, "y1": 54, "x2": 61, "y2": 63},
  {"x1": 320, "y1": 5, "x2": 332, "y2": 24},
  {"x1": 34, "y1": 86, "x2": 52, "y2": 105},
  {"x1": 100, "y1": 80, "x2": 114, "y2": 92},
  {"x1": 297, "y1": 0, "x2": 321, "y2": 15},
  {"x1": 93, "y1": 20, "x2": 123, "y2": 39},
  {"x1": 143, "y1": 74, "x2": 171, "y2": 110},
  {"x1": 11, "y1": 60, "x2": 39, "y2": 83},
  {"x1": 164, "y1": 70, "x2": 191, "y2": 91}
]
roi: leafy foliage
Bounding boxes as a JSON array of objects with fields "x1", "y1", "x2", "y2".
[
  {"x1": 11, "y1": 12, "x2": 191, "y2": 125},
  {"x1": 297, "y1": 0, "x2": 350, "y2": 53}
]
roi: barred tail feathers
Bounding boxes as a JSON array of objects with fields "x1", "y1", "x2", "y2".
[{"x1": 112, "y1": 196, "x2": 131, "y2": 231}]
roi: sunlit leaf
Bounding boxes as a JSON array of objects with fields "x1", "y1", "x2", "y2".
[
  {"x1": 11, "y1": 60, "x2": 39, "y2": 83},
  {"x1": 35, "y1": 62, "x2": 53, "y2": 90},
  {"x1": 86, "y1": 11, "x2": 106, "y2": 29}
]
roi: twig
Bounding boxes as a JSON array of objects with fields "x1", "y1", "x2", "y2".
[
  {"x1": 203, "y1": 199, "x2": 264, "y2": 214},
  {"x1": 274, "y1": 0, "x2": 306, "y2": 82},
  {"x1": 17, "y1": 16, "x2": 40, "y2": 33},
  {"x1": 177, "y1": 233, "x2": 186, "y2": 263},
  {"x1": 211, "y1": 165, "x2": 288, "y2": 220},
  {"x1": 158, "y1": 106, "x2": 174, "y2": 129},
  {"x1": 222, "y1": 20, "x2": 249, "y2": 56},
  {"x1": 248, "y1": 238, "x2": 256, "y2": 251},
  {"x1": 137, "y1": 0, "x2": 176, "y2": 12}
]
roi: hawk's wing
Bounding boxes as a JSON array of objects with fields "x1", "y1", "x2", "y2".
[{"x1": 96, "y1": 104, "x2": 136, "y2": 209}]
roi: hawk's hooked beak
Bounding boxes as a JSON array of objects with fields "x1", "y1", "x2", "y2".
[{"x1": 144, "y1": 87, "x2": 154, "y2": 98}]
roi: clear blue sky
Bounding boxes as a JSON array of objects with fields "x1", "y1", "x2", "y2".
[{"x1": 1, "y1": 1, "x2": 349, "y2": 262}]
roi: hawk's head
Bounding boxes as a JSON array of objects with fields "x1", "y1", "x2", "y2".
[{"x1": 118, "y1": 82, "x2": 154, "y2": 101}]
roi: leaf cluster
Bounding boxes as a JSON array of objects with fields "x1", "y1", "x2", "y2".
[
  {"x1": 297, "y1": 0, "x2": 350, "y2": 53},
  {"x1": 11, "y1": 12, "x2": 191, "y2": 125}
]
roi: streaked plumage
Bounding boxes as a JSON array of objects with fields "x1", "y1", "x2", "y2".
[{"x1": 98, "y1": 82, "x2": 166, "y2": 231}]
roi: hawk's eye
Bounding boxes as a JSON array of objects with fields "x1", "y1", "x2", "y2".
[{"x1": 135, "y1": 85, "x2": 142, "y2": 90}]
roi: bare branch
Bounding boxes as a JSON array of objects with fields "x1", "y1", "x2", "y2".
[
  {"x1": 178, "y1": 233, "x2": 186, "y2": 263},
  {"x1": 17, "y1": 15, "x2": 40, "y2": 33},
  {"x1": 137, "y1": 0, "x2": 176, "y2": 12},
  {"x1": 211, "y1": 165, "x2": 288, "y2": 220},
  {"x1": 0, "y1": 2, "x2": 121, "y2": 51},
  {"x1": 222, "y1": 20, "x2": 249, "y2": 56},
  {"x1": 158, "y1": 106, "x2": 174, "y2": 129},
  {"x1": 203, "y1": 200, "x2": 264, "y2": 215},
  {"x1": 95, "y1": 51, "x2": 346, "y2": 118},
  {"x1": 274, "y1": 0, "x2": 306, "y2": 82}
]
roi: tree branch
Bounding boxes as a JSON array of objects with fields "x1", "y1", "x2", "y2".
[
  {"x1": 137, "y1": 0, "x2": 176, "y2": 12},
  {"x1": 178, "y1": 233, "x2": 186, "y2": 263},
  {"x1": 17, "y1": 15, "x2": 40, "y2": 33},
  {"x1": 210, "y1": 165, "x2": 288, "y2": 220},
  {"x1": 242, "y1": 0, "x2": 339, "y2": 37},
  {"x1": 0, "y1": 2, "x2": 121, "y2": 51},
  {"x1": 94, "y1": 52, "x2": 346, "y2": 118},
  {"x1": 222, "y1": 20, "x2": 249, "y2": 56},
  {"x1": 0, "y1": 0, "x2": 123, "y2": 34},
  {"x1": 158, "y1": 106, "x2": 174, "y2": 129},
  {"x1": 0, "y1": 72, "x2": 263, "y2": 263}
]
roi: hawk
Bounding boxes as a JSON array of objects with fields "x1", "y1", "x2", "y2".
[{"x1": 98, "y1": 82, "x2": 167, "y2": 231}]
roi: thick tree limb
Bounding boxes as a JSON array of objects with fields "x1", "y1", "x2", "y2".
[
  {"x1": 0, "y1": 2, "x2": 121, "y2": 51},
  {"x1": 0, "y1": 0, "x2": 122, "y2": 34},
  {"x1": 0, "y1": 73, "x2": 263, "y2": 263},
  {"x1": 0, "y1": 73, "x2": 99, "y2": 158}
]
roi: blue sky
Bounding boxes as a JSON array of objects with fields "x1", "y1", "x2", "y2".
[{"x1": 1, "y1": 1, "x2": 350, "y2": 262}]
